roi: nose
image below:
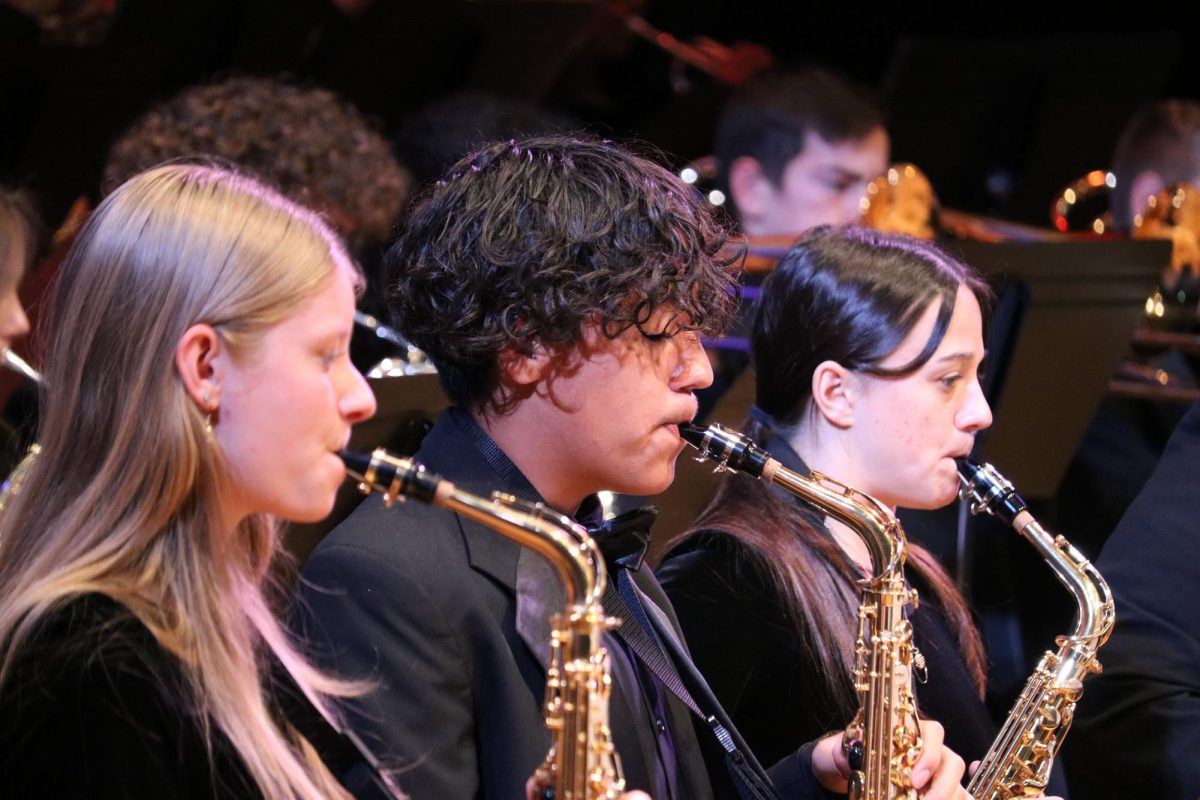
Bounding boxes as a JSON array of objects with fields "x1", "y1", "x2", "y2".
[
  {"x1": 0, "y1": 291, "x2": 30, "y2": 345},
  {"x1": 956, "y1": 378, "x2": 993, "y2": 433},
  {"x1": 670, "y1": 333, "x2": 713, "y2": 393},
  {"x1": 338, "y1": 362, "x2": 377, "y2": 424}
]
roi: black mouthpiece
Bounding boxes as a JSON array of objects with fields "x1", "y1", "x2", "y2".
[
  {"x1": 680, "y1": 423, "x2": 771, "y2": 478},
  {"x1": 679, "y1": 423, "x2": 709, "y2": 450},
  {"x1": 956, "y1": 458, "x2": 1027, "y2": 524},
  {"x1": 338, "y1": 449, "x2": 375, "y2": 477},
  {"x1": 339, "y1": 448, "x2": 441, "y2": 506}
]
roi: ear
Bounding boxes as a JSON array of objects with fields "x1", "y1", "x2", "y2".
[
  {"x1": 810, "y1": 360, "x2": 857, "y2": 429},
  {"x1": 175, "y1": 323, "x2": 222, "y2": 412},
  {"x1": 498, "y1": 341, "x2": 552, "y2": 388},
  {"x1": 728, "y1": 156, "x2": 774, "y2": 223},
  {"x1": 1129, "y1": 170, "x2": 1166, "y2": 223}
]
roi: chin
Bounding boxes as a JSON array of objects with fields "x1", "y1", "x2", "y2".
[
  {"x1": 619, "y1": 465, "x2": 675, "y2": 498},
  {"x1": 279, "y1": 486, "x2": 340, "y2": 524},
  {"x1": 282, "y1": 503, "x2": 336, "y2": 524}
]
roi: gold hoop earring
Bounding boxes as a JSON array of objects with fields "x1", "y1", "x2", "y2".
[{"x1": 202, "y1": 392, "x2": 217, "y2": 434}]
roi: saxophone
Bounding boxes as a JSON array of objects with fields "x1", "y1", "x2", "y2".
[
  {"x1": 956, "y1": 459, "x2": 1115, "y2": 799},
  {"x1": 0, "y1": 347, "x2": 42, "y2": 515},
  {"x1": 681, "y1": 424, "x2": 921, "y2": 800},
  {"x1": 341, "y1": 448, "x2": 626, "y2": 800}
]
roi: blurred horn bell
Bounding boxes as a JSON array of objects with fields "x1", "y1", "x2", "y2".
[
  {"x1": 1132, "y1": 182, "x2": 1200, "y2": 274},
  {"x1": 859, "y1": 162, "x2": 939, "y2": 240},
  {"x1": 1050, "y1": 170, "x2": 1117, "y2": 235}
]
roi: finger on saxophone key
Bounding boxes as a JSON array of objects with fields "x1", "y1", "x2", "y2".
[{"x1": 909, "y1": 720, "x2": 968, "y2": 799}]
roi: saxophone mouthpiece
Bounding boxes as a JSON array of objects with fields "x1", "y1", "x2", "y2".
[
  {"x1": 339, "y1": 448, "x2": 441, "y2": 506},
  {"x1": 679, "y1": 423, "x2": 708, "y2": 450},
  {"x1": 956, "y1": 458, "x2": 1027, "y2": 524},
  {"x1": 679, "y1": 423, "x2": 770, "y2": 477},
  {"x1": 338, "y1": 449, "x2": 375, "y2": 477}
]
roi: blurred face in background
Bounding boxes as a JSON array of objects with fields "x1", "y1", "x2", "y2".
[
  {"x1": 0, "y1": 231, "x2": 32, "y2": 352},
  {"x1": 739, "y1": 127, "x2": 890, "y2": 238}
]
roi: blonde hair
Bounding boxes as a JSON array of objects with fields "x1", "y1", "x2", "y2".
[{"x1": 0, "y1": 164, "x2": 358, "y2": 799}]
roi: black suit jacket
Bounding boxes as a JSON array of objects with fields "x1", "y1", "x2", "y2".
[
  {"x1": 1063, "y1": 399, "x2": 1200, "y2": 800},
  {"x1": 292, "y1": 408, "x2": 822, "y2": 799}
]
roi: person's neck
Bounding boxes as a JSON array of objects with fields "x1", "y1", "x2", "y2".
[
  {"x1": 784, "y1": 421, "x2": 884, "y2": 574},
  {"x1": 474, "y1": 404, "x2": 588, "y2": 514}
]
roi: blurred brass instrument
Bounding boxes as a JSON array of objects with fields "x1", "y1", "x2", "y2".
[
  {"x1": 1049, "y1": 170, "x2": 1117, "y2": 235},
  {"x1": 681, "y1": 423, "x2": 921, "y2": 800},
  {"x1": 860, "y1": 163, "x2": 939, "y2": 240},
  {"x1": 862, "y1": 163, "x2": 1068, "y2": 243},
  {"x1": 341, "y1": 448, "x2": 625, "y2": 800},
  {"x1": 957, "y1": 459, "x2": 1114, "y2": 799},
  {"x1": 0, "y1": 347, "x2": 42, "y2": 514},
  {"x1": 1134, "y1": 183, "x2": 1200, "y2": 248},
  {"x1": 1133, "y1": 182, "x2": 1200, "y2": 283}
]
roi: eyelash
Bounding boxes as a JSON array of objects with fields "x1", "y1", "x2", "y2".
[
  {"x1": 940, "y1": 365, "x2": 987, "y2": 389},
  {"x1": 322, "y1": 348, "x2": 344, "y2": 368}
]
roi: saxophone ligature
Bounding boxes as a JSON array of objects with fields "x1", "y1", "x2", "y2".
[
  {"x1": 956, "y1": 459, "x2": 1115, "y2": 800},
  {"x1": 681, "y1": 423, "x2": 921, "y2": 800},
  {"x1": 341, "y1": 448, "x2": 626, "y2": 800}
]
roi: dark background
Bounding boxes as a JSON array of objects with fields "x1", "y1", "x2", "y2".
[{"x1": 2, "y1": 1, "x2": 1196, "y2": 233}]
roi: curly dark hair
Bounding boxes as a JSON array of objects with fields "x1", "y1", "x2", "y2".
[
  {"x1": 103, "y1": 76, "x2": 409, "y2": 248},
  {"x1": 386, "y1": 134, "x2": 741, "y2": 414}
]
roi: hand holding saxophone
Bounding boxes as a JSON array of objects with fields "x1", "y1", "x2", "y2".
[{"x1": 813, "y1": 721, "x2": 969, "y2": 799}]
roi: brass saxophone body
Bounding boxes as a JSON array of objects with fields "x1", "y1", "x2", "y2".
[
  {"x1": 681, "y1": 424, "x2": 921, "y2": 800},
  {"x1": 341, "y1": 448, "x2": 626, "y2": 800},
  {"x1": 957, "y1": 459, "x2": 1115, "y2": 800}
]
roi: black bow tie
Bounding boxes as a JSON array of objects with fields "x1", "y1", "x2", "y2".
[{"x1": 583, "y1": 505, "x2": 657, "y2": 572}]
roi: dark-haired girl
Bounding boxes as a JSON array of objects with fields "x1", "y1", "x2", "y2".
[{"x1": 658, "y1": 225, "x2": 996, "y2": 769}]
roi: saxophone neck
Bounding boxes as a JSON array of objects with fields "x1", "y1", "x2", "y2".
[
  {"x1": 341, "y1": 448, "x2": 604, "y2": 607},
  {"x1": 1015, "y1": 517, "x2": 1115, "y2": 650},
  {"x1": 774, "y1": 463, "x2": 906, "y2": 582}
]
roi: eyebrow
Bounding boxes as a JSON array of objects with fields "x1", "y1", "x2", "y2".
[{"x1": 932, "y1": 350, "x2": 987, "y2": 364}]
